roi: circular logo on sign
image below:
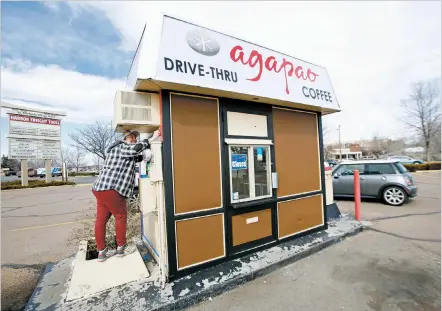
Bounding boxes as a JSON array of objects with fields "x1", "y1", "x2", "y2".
[{"x1": 186, "y1": 28, "x2": 220, "y2": 56}]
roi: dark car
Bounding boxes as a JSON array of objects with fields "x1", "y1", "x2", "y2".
[
  {"x1": 332, "y1": 160, "x2": 417, "y2": 206},
  {"x1": 5, "y1": 170, "x2": 18, "y2": 176}
]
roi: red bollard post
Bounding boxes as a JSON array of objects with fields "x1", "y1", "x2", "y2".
[{"x1": 354, "y1": 170, "x2": 361, "y2": 222}]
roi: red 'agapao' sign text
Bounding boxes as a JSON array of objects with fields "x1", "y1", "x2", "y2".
[
  {"x1": 9, "y1": 114, "x2": 61, "y2": 126},
  {"x1": 229, "y1": 45, "x2": 319, "y2": 95}
]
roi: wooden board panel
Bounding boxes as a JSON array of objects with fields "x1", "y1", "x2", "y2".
[
  {"x1": 273, "y1": 108, "x2": 320, "y2": 197},
  {"x1": 278, "y1": 195, "x2": 323, "y2": 239},
  {"x1": 232, "y1": 209, "x2": 272, "y2": 246},
  {"x1": 176, "y1": 214, "x2": 225, "y2": 269},
  {"x1": 171, "y1": 94, "x2": 221, "y2": 214}
]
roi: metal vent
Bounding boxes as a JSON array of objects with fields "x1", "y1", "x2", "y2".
[
  {"x1": 123, "y1": 92, "x2": 152, "y2": 107},
  {"x1": 121, "y1": 106, "x2": 152, "y2": 121}
]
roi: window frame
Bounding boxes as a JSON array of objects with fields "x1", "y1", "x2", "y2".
[
  {"x1": 334, "y1": 164, "x2": 366, "y2": 176},
  {"x1": 366, "y1": 163, "x2": 397, "y2": 175},
  {"x1": 228, "y1": 144, "x2": 272, "y2": 204}
]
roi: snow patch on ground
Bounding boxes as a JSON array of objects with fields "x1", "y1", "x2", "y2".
[{"x1": 179, "y1": 288, "x2": 190, "y2": 297}]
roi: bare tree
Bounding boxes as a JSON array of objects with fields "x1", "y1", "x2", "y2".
[
  {"x1": 93, "y1": 154, "x2": 102, "y2": 172},
  {"x1": 61, "y1": 146, "x2": 73, "y2": 164},
  {"x1": 69, "y1": 121, "x2": 117, "y2": 160},
  {"x1": 321, "y1": 121, "x2": 331, "y2": 160},
  {"x1": 401, "y1": 81, "x2": 441, "y2": 161},
  {"x1": 69, "y1": 146, "x2": 85, "y2": 173},
  {"x1": 367, "y1": 134, "x2": 390, "y2": 158}
]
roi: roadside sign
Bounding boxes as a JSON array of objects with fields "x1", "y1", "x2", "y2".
[
  {"x1": 8, "y1": 138, "x2": 61, "y2": 160},
  {"x1": 9, "y1": 114, "x2": 61, "y2": 138}
]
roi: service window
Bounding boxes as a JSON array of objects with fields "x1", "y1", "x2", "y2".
[{"x1": 229, "y1": 145, "x2": 271, "y2": 203}]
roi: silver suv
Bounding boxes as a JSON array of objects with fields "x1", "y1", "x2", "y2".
[{"x1": 332, "y1": 160, "x2": 417, "y2": 206}]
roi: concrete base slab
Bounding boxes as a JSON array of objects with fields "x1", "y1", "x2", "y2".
[
  {"x1": 66, "y1": 241, "x2": 150, "y2": 302},
  {"x1": 24, "y1": 256, "x2": 74, "y2": 311},
  {"x1": 26, "y1": 216, "x2": 363, "y2": 311}
]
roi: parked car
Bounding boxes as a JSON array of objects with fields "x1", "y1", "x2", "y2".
[
  {"x1": 36, "y1": 168, "x2": 46, "y2": 178},
  {"x1": 332, "y1": 159, "x2": 417, "y2": 206},
  {"x1": 327, "y1": 160, "x2": 338, "y2": 167},
  {"x1": 52, "y1": 167, "x2": 62, "y2": 177},
  {"x1": 387, "y1": 156, "x2": 424, "y2": 165},
  {"x1": 4, "y1": 170, "x2": 18, "y2": 176},
  {"x1": 36, "y1": 167, "x2": 62, "y2": 178}
]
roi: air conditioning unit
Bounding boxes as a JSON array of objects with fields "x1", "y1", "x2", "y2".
[{"x1": 113, "y1": 91, "x2": 160, "y2": 133}]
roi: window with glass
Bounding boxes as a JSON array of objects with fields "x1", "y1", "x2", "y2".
[
  {"x1": 335, "y1": 164, "x2": 365, "y2": 176},
  {"x1": 230, "y1": 145, "x2": 271, "y2": 203},
  {"x1": 366, "y1": 163, "x2": 396, "y2": 175}
]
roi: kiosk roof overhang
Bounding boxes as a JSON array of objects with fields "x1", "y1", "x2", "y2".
[{"x1": 126, "y1": 15, "x2": 341, "y2": 115}]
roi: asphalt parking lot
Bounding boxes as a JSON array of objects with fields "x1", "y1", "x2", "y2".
[
  {"x1": 1, "y1": 171, "x2": 440, "y2": 311},
  {"x1": 189, "y1": 171, "x2": 441, "y2": 311}
]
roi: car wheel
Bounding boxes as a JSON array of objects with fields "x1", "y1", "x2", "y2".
[
  {"x1": 413, "y1": 161, "x2": 421, "y2": 164},
  {"x1": 383, "y1": 186, "x2": 407, "y2": 206}
]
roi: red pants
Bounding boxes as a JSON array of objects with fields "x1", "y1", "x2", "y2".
[{"x1": 92, "y1": 190, "x2": 127, "y2": 250}]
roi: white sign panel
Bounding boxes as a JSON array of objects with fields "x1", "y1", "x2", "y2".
[
  {"x1": 9, "y1": 114, "x2": 61, "y2": 138},
  {"x1": 9, "y1": 138, "x2": 61, "y2": 160},
  {"x1": 156, "y1": 16, "x2": 339, "y2": 110}
]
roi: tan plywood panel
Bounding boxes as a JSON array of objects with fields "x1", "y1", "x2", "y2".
[
  {"x1": 277, "y1": 195, "x2": 323, "y2": 239},
  {"x1": 273, "y1": 108, "x2": 320, "y2": 197},
  {"x1": 176, "y1": 214, "x2": 225, "y2": 269},
  {"x1": 171, "y1": 93, "x2": 222, "y2": 214},
  {"x1": 232, "y1": 209, "x2": 272, "y2": 246}
]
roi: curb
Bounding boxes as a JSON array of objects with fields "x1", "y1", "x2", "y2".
[
  {"x1": 1, "y1": 184, "x2": 78, "y2": 192},
  {"x1": 167, "y1": 225, "x2": 364, "y2": 311},
  {"x1": 74, "y1": 183, "x2": 93, "y2": 187},
  {"x1": 23, "y1": 262, "x2": 55, "y2": 311},
  {"x1": 414, "y1": 170, "x2": 441, "y2": 174}
]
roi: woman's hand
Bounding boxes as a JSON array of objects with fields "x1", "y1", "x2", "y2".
[{"x1": 148, "y1": 129, "x2": 161, "y2": 143}]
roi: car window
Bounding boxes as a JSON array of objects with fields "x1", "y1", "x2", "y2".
[
  {"x1": 394, "y1": 162, "x2": 408, "y2": 174},
  {"x1": 335, "y1": 164, "x2": 365, "y2": 176},
  {"x1": 366, "y1": 163, "x2": 396, "y2": 175}
]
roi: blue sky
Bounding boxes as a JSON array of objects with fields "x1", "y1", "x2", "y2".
[
  {"x1": 2, "y1": 2, "x2": 132, "y2": 78},
  {"x1": 1, "y1": 1, "x2": 441, "y2": 161},
  {"x1": 1, "y1": 1, "x2": 136, "y2": 159}
]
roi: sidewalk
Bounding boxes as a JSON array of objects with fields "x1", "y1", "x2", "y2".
[{"x1": 25, "y1": 215, "x2": 364, "y2": 311}]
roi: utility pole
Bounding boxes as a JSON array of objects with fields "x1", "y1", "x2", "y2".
[{"x1": 338, "y1": 125, "x2": 342, "y2": 161}]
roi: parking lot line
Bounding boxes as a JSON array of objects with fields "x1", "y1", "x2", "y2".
[
  {"x1": 10, "y1": 218, "x2": 94, "y2": 232},
  {"x1": 75, "y1": 183, "x2": 93, "y2": 187}
]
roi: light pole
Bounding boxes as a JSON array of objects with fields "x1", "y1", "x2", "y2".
[{"x1": 338, "y1": 125, "x2": 342, "y2": 161}]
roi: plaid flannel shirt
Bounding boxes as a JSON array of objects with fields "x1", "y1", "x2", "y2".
[{"x1": 93, "y1": 140, "x2": 150, "y2": 198}]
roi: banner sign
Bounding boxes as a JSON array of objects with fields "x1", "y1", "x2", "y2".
[
  {"x1": 156, "y1": 16, "x2": 339, "y2": 111},
  {"x1": 9, "y1": 114, "x2": 61, "y2": 138}
]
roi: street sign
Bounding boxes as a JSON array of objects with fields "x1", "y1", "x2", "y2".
[{"x1": 8, "y1": 138, "x2": 61, "y2": 160}]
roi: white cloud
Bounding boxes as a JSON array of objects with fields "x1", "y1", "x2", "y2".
[
  {"x1": 5, "y1": 1, "x2": 442, "y2": 146},
  {"x1": 1, "y1": 60, "x2": 125, "y2": 124},
  {"x1": 62, "y1": 1, "x2": 440, "y2": 144}
]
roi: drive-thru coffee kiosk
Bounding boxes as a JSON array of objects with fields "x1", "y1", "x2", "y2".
[{"x1": 113, "y1": 15, "x2": 340, "y2": 283}]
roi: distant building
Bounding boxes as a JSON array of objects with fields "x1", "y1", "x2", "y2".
[
  {"x1": 404, "y1": 147, "x2": 425, "y2": 153},
  {"x1": 326, "y1": 142, "x2": 362, "y2": 160}
]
